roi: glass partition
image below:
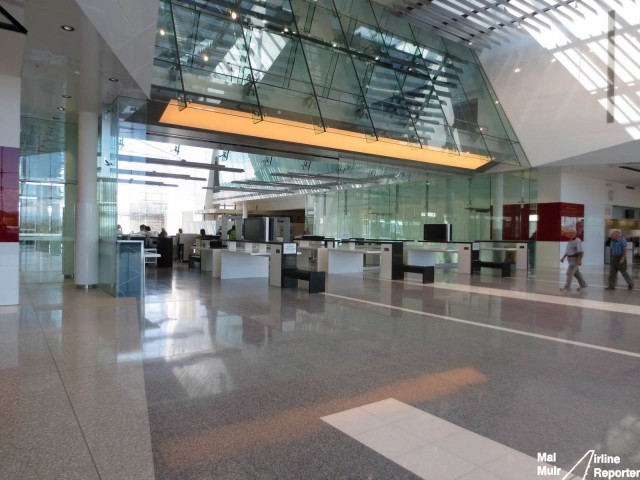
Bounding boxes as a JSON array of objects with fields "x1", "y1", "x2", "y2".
[
  {"x1": 19, "y1": 118, "x2": 71, "y2": 280},
  {"x1": 306, "y1": 169, "x2": 537, "y2": 245},
  {"x1": 99, "y1": 97, "x2": 148, "y2": 296}
]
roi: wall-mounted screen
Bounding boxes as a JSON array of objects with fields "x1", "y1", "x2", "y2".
[{"x1": 423, "y1": 224, "x2": 452, "y2": 242}]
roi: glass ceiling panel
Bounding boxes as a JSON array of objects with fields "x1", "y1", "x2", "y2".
[
  {"x1": 290, "y1": 0, "x2": 346, "y2": 48},
  {"x1": 244, "y1": 28, "x2": 324, "y2": 130},
  {"x1": 153, "y1": 0, "x2": 529, "y2": 173},
  {"x1": 155, "y1": 1, "x2": 188, "y2": 107},
  {"x1": 300, "y1": 41, "x2": 376, "y2": 138},
  {"x1": 212, "y1": 151, "x2": 408, "y2": 202}
]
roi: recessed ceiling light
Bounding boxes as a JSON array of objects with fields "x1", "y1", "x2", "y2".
[
  {"x1": 61, "y1": 25, "x2": 75, "y2": 32},
  {"x1": 108, "y1": 77, "x2": 119, "y2": 82},
  {"x1": 62, "y1": 94, "x2": 71, "y2": 98},
  {"x1": 203, "y1": 55, "x2": 209, "y2": 62},
  {"x1": 159, "y1": 28, "x2": 165, "y2": 36},
  {"x1": 514, "y1": 68, "x2": 521, "y2": 73},
  {"x1": 57, "y1": 106, "x2": 65, "y2": 111},
  {"x1": 231, "y1": 11, "x2": 237, "y2": 20}
]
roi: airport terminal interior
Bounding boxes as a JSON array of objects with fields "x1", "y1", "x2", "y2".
[{"x1": 3, "y1": 0, "x2": 640, "y2": 479}]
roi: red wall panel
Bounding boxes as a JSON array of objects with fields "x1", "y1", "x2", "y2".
[
  {"x1": 0, "y1": 147, "x2": 20, "y2": 242},
  {"x1": 537, "y1": 202, "x2": 584, "y2": 241}
]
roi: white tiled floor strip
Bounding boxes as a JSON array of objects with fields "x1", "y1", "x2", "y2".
[
  {"x1": 322, "y1": 399, "x2": 576, "y2": 480},
  {"x1": 427, "y1": 282, "x2": 640, "y2": 316},
  {"x1": 324, "y1": 293, "x2": 640, "y2": 360}
]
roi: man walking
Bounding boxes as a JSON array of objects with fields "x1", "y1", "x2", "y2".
[
  {"x1": 606, "y1": 230, "x2": 634, "y2": 290},
  {"x1": 560, "y1": 228, "x2": 588, "y2": 292}
]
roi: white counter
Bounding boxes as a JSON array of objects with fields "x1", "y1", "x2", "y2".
[
  {"x1": 317, "y1": 248, "x2": 381, "y2": 274},
  {"x1": 220, "y1": 250, "x2": 269, "y2": 279}
]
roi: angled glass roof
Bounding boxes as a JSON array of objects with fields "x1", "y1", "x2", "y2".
[{"x1": 151, "y1": 0, "x2": 528, "y2": 193}]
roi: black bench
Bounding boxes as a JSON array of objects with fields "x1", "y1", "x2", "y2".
[
  {"x1": 282, "y1": 269, "x2": 326, "y2": 293},
  {"x1": 472, "y1": 260, "x2": 511, "y2": 277},
  {"x1": 402, "y1": 264, "x2": 434, "y2": 284},
  {"x1": 188, "y1": 254, "x2": 201, "y2": 270}
]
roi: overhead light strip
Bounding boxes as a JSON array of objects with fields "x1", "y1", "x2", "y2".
[
  {"x1": 231, "y1": 179, "x2": 331, "y2": 190},
  {"x1": 115, "y1": 178, "x2": 178, "y2": 187},
  {"x1": 115, "y1": 168, "x2": 207, "y2": 181},
  {"x1": 159, "y1": 101, "x2": 490, "y2": 170},
  {"x1": 203, "y1": 186, "x2": 292, "y2": 194},
  {"x1": 117, "y1": 154, "x2": 245, "y2": 173}
]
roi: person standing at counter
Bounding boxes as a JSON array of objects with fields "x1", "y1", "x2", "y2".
[
  {"x1": 176, "y1": 228, "x2": 183, "y2": 261},
  {"x1": 606, "y1": 230, "x2": 634, "y2": 290},
  {"x1": 560, "y1": 228, "x2": 588, "y2": 292}
]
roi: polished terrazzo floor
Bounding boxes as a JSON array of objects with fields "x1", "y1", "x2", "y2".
[{"x1": 3, "y1": 262, "x2": 640, "y2": 479}]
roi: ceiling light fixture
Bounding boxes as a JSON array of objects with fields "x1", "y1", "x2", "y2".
[
  {"x1": 159, "y1": 28, "x2": 166, "y2": 36},
  {"x1": 116, "y1": 179, "x2": 178, "y2": 187},
  {"x1": 57, "y1": 107, "x2": 65, "y2": 111},
  {"x1": 118, "y1": 155, "x2": 245, "y2": 173},
  {"x1": 61, "y1": 25, "x2": 74, "y2": 31},
  {"x1": 108, "y1": 77, "x2": 119, "y2": 82},
  {"x1": 61, "y1": 94, "x2": 71, "y2": 99},
  {"x1": 231, "y1": 11, "x2": 238, "y2": 20},
  {"x1": 232, "y1": 180, "x2": 331, "y2": 190},
  {"x1": 115, "y1": 169, "x2": 207, "y2": 181},
  {"x1": 203, "y1": 186, "x2": 290, "y2": 194}
]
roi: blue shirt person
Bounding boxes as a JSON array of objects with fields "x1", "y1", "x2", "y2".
[{"x1": 606, "y1": 230, "x2": 634, "y2": 290}]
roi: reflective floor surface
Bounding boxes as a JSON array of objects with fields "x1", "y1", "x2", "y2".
[{"x1": 2, "y1": 263, "x2": 640, "y2": 479}]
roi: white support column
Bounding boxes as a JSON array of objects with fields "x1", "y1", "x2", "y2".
[
  {"x1": 0, "y1": 5, "x2": 26, "y2": 305},
  {"x1": 74, "y1": 112, "x2": 99, "y2": 287},
  {"x1": 74, "y1": 21, "x2": 101, "y2": 288},
  {"x1": 492, "y1": 174, "x2": 504, "y2": 240}
]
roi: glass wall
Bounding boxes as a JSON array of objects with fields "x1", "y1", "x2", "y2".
[
  {"x1": 306, "y1": 169, "x2": 537, "y2": 242},
  {"x1": 19, "y1": 118, "x2": 73, "y2": 281},
  {"x1": 99, "y1": 97, "x2": 149, "y2": 294}
]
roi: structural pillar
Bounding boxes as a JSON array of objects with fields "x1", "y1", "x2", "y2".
[
  {"x1": 74, "y1": 112, "x2": 99, "y2": 287},
  {"x1": 74, "y1": 20, "x2": 101, "y2": 288},
  {"x1": 492, "y1": 174, "x2": 504, "y2": 240},
  {"x1": 0, "y1": 5, "x2": 27, "y2": 305}
]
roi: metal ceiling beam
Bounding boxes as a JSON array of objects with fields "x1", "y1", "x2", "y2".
[
  {"x1": 115, "y1": 179, "x2": 178, "y2": 187},
  {"x1": 115, "y1": 168, "x2": 207, "y2": 181},
  {"x1": 231, "y1": 180, "x2": 332, "y2": 189},
  {"x1": 117, "y1": 154, "x2": 245, "y2": 172}
]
